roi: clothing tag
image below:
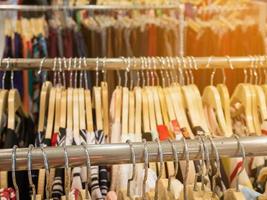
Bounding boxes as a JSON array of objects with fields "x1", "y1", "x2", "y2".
[
  {"x1": 171, "y1": 120, "x2": 181, "y2": 133},
  {"x1": 51, "y1": 132, "x2": 58, "y2": 146}
]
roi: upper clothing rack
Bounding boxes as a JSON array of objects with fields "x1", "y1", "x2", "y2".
[
  {"x1": 1, "y1": 136, "x2": 267, "y2": 171},
  {"x1": 0, "y1": 4, "x2": 181, "y2": 11},
  {"x1": 0, "y1": 56, "x2": 266, "y2": 71}
]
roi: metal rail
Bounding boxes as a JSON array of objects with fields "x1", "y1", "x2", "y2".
[{"x1": 1, "y1": 136, "x2": 266, "y2": 171}]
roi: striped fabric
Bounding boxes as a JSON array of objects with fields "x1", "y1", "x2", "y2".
[
  {"x1": 95, "y1": 130, "x2": 108, "y2": 198},
  {"x1": 51, "y1": 128, "x2": 67, "y2": 199}
]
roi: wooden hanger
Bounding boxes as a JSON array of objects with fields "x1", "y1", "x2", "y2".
[
  {"x1": 93, "y1": 86, "x2": 103, "y2": 131},
  {"x1": 142, "y1": 87, "x2": 150, "y2": 134},
  {"x1": 122, "y1": 86, "x2": 129, "y2": 135},
  {"x1": 54, "y1": 87, "x2": 62, "y2": 134},
  {"x1": 252, "y1": 85, "x2": 265, "y2": 135},
  {"x1": 134, "y1": 86, "x2": 142, "y2": 140},
  {"x1": 67, "y1": 87, "x2": 73, "y2": 131},
  {"x1": 101, "y1": 81, "x2": 109, "y2": 136},
  {"x1": 202, "y1": 85, "x2": 228, "y2": 136},
  {"x1": 85, "y1": 88, "x2": 94, "y2": 133},
  {"x1": 73, "y1": 87, "x2": 80, "y2": 141},
  {"x1": 60, "y1": 89, "x2": 67, "y2": 129},
  {"x1": 157, "y1": 86, "x2": 170, "y2": 127},
  {"x1": 0, "y1": 89, "x2": 8, "y2": 130},
  {"x1": 38, "y1": 81, "x2": 52, "y2": 133},
  {"x1": 78, "y1": 88, "x2": 86, "y2": 131},
  {"x1": 231, "y1": 83, "x2": 255, "y2": 134},
  {"x1": 217, "y1": 84, "x2": 233, "y2": 136},
  {"x1": 38, "y1": 87, "x2": 56, "y2": 198},
  {"x1": 128, "y1": 90, "x2": 135, "y2": 134}
]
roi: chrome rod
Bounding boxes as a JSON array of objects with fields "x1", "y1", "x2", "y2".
[
  {"x1": 0, "y1": 56, "x2": 266, "y2": 70},
  {"x1": 0, "y1": 136, "x2": 266, "y2": 171},
  {"x1": 0, "y1": 4, "x2": 181, "y2": 11}
]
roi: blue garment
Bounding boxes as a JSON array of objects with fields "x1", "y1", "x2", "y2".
[{"x1": 241, "y1": 187, "x2": 261, "y2": 200}]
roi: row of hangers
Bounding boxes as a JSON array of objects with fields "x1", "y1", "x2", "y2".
[{"x1": 2, "y1": 55, "x2": 267, "y2": 199}]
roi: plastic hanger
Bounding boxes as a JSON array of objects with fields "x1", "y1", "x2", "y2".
[
  {"x1": 83, "y1": 58, "x2": 94, "y2": 133},
  {"x1": 223, "y1": 135, "x2": 246, "y2": 200},
  {"x1": 202, "y1": 57, "x2": 228, "y2": 137}
]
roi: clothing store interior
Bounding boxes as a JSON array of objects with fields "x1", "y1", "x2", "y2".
[{"x1": 2, "y1": 0, "x2": 267, "y2": 199}]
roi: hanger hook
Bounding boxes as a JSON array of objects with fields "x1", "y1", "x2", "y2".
[
  {"x1": 186, "y1": 57, "x2": 194, "y2": 84},
  {"x1": 12, "y1": 145, "x2": 20, "y2": 200},
  {"x1": 129, "y1": 58, "x2": 134, "y2": 90},
  {"x1": 258, "y1": 56, "x2": 263, "y2": 85},
  {"x1": 233, "y1": 135, "x2": 246, "y2": 192},
  {"x1": 201, "y1": 136, "x2": 211, "y2": 190},
  {"x1": 254, "y1": 55, "x2": 259, "y2": 85},
  {"x1": 181, "y1": 57, "x2": 189, "y2": 85},
  {"x1": 167, "y1": 139, "x2": 179, "y2": 191},
  {"x1": 133, "y1": 57, "x2": 140, "y2": 87},
  {"x1": 83, "y1": 57, "x2": 89, "y2": 90},
  {"x1": 41, "y1": 145, "x2": 50, "y2": 199},
  {"x1": 148, "y1": 57, "x2": 154, "y2": 86},
  {"x1": 141, "y1": 57, "x2": 146, "y2": 87},
  {"x1": 144, "y1": 57, "x2": 150, "y2": 86},
  {"x1": 142, "y1": 139, "x2": 149, "y2": 199},
  {"x1": 176, "y1": 57, "x2": 184, "y2": 85},
  {"x1": 62, "y1": 57, "x2": 67, "y2": 87},
  {"x1": 78, "y1": 57, "x2": 83, "y2": 88},
  {"x1": 152, "y1": 57, "x2": 159, "y2": 86},
  {"x1": 38, "y1": 57, "x2": 46, "y2": 83},
  {"x1": 74, "y1": 57, "x2": 78, "y2": 88},
  {"x1": 155, "y1": 138, "x2": 163, "y2": 200},
  {"x1": 27, "y1": 144, "x2": 36, "y2": 200},
  {"x1": 81, "y1": 142, "x2": 92, "y2": 200},
  {"x1": 58, "y1": 58, "x2": 63, "y2": 86},
  {"x1": 126, "y1": 140, "x2": 136, "y2": 197},
  {"x1": 53, "y1": 57, "x2": 57, "y2": 86},
  {"x1": 9, "y1": 58, "x2": 14, "y2": 89},
  {"x1": 68, "y1": 58, "x2": 73, "y2": 88},
  {"x1": 102, "y1": 57, "x2": 107, "y2": 83},
  {"x1": 96, "y1": 57, "x2": 99, "y2": 87},
  {"x1": 2, "y1": 58, "x2": 8, "y2": 89},
  {"x1": 63, "y1": 145, "x2": 70, "y2": 200},
  {"x1": 181, "y1": 137, "x2": 189, "y2": 200},
  {"x1": 207, "y1": 136, "x2": 226, "y2": 196},
  {"x1": 194, "y1": 137, "x2": 205, "y2": 191},
  {"x1": 170, "y1": 57, "x2": 178, "y2": 83}
]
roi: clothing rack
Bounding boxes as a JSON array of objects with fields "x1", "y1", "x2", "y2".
[
  {"x1": 0, "y1": 4, "x2": 181, "y2": 11},
  {"x1": 1, "y1": 136, "x2": 267, "y2": 171},
  {"x1": 0, "y1": 56, "x2": 266, "y2": 71}
]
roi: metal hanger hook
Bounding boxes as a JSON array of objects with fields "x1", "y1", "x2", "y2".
[
  {"x1": 81, "y1": 142, "x2": 92, "y2": 200},
  {"x1": 181, "y1": 137, "x2": 189, "y2": 200},
  {"x1": 102, "y1": 57, "x2": 107, "y2": 82},
  {"x1": 167, "y1": 139, "x2": 179, "y2": 191},
  {"x1": 83, "y1": 57, "x2": 89, "y2": 90},
  {"x1": 155, "y1": 138, "x2": 164, "y2": 200},
  {"x1": 142, "y1": 139, "x2": 149, "y2": 199},
  {"x1": 233, "y1": 134, "x2": 246, "y2": 192},
  {"x1": 53, "y1": 57, "x2": 58, "y2": 86},
  {"x1": 12, "y1": 145, "x2": 20, "y2": 200},
  {"x1": 64, "y1": 145, "x2": 70, "y2": 200},
  {"x1": 41, "y1": 145, "x2": 50, "y2": 199},
  {"x1": 126, "y1": 140, "x2": 136, "y2": 197},
  {"x1": 38, "y1": 57, "x2": 46, "y2": 82},
  {"x1": 27, "y1": 144, "x2": 36, "y2": 200},
  {"x1": 96, "y1": 57, "x2": 99, "y2": 87}
]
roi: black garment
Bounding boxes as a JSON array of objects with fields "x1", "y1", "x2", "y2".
[{"x1": 3, "y1": 114, "x2": 35, "y2": 200}]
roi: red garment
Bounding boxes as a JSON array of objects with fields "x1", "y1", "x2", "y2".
[
  {"x1": 0, "y1": 188, "x2": 16, "y2": 200},
  {"x1": 157, "y1": 125, "x2": 170, "y2": 141}
]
